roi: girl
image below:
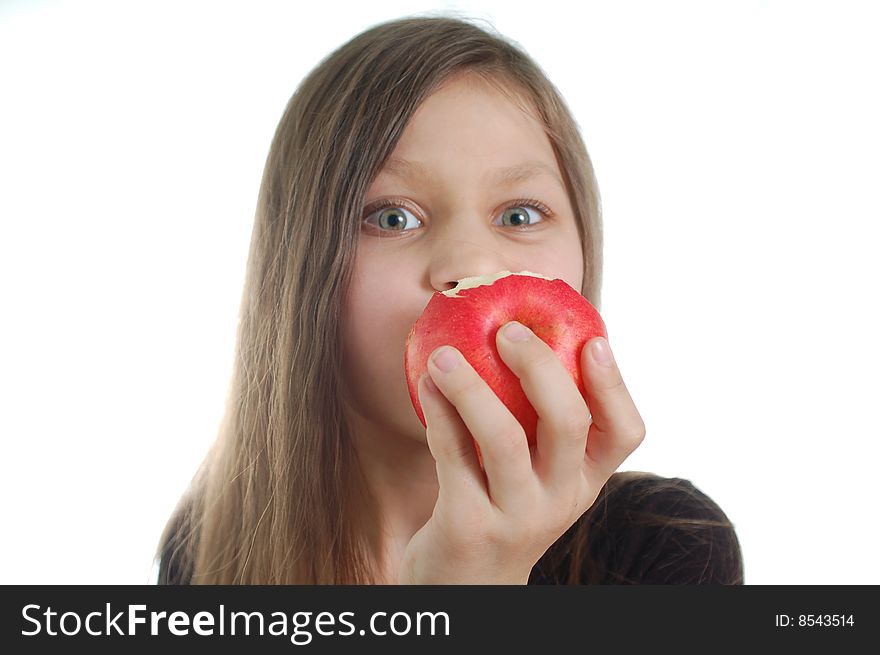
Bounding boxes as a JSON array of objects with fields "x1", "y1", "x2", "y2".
[{"x1": 156, "y1": 15, "x2": 743, "y2": 585}]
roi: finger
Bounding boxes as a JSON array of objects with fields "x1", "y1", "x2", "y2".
[
  {"x1": 495, "y1": 321, "x2": 591, "y2": 487},
  {"x1": 580, "y1": 337, "x2": 646, "y2": 487},
  {"x1": 417, "y1": 372, "x2": 488, "y2": 507},
  {"x1": 426, "y1": 345, "x2": 536, "y2": 513}
]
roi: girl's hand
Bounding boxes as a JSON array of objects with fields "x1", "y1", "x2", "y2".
[{"x1": 398, "y1": 321, "x2": 646, "y2": 584}]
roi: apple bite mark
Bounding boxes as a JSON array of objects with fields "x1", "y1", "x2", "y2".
[
  {"x1": 404, "y1": 270, "x2": 607, "y2": 452},
  {"x1": 439, "y1": 269, "x2": 554, "y2": 298}
]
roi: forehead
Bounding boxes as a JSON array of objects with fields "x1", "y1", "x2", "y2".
[
  {"x1": 379, "y1": 155, "x2": 566, "y2": 192},
  {"x1": 377, "y1": 74, "x2": 562, "y2": 185}
]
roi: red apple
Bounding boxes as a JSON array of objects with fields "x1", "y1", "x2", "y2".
[{"x1": 404, "y1": 270, "x2": 607, "y2": 458}]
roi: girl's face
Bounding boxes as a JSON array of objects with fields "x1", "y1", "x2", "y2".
[{"x1": 342, "y1": 73, "x2": 584, "y2": 444}]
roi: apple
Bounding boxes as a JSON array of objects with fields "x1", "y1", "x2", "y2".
[{"x1": 404, "y1": 270, "x2": 607, "y2": 459}]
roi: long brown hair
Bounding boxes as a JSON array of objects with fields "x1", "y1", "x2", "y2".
[{"x1": 155, "y1": 13, "x2": 741, "y2": 585}]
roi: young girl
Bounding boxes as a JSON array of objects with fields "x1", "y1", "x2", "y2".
[{"x1": 156, "y1": 15, "x2": 743, "y2": 585}]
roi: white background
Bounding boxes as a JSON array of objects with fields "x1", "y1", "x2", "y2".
[{"x1": 1, "y1": 0, "x2": 877, "y2": 585}]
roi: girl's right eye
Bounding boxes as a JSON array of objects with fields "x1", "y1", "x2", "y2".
[{"x1": 363, "y1": 203, "x2": 422, "y2": 233}]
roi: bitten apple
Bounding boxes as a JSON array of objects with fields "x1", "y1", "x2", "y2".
[{"x1": 404, "y1": 270, "x2": 607, "y2": 454}]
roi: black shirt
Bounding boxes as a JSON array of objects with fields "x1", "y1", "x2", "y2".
[
  {"x1": 529, "y1": 472, "x2": 743, "y2": 584},
  {"x1": 158, "y1": 471, "x2": 743, "y2": 585}
]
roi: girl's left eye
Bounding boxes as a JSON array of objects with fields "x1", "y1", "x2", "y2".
[
  {"x1": 362, "y1": 199, "x2": 552, "y2": 233},
  {"x1": 493, "y1": 203, "x2": 548, "y2": 228}
]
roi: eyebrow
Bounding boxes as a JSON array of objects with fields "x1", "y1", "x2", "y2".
[{"x1": 379, "y1": 157, "x2": 566, "y2": 191}]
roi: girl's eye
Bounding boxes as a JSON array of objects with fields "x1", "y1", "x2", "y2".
[
  {"x1": 364, "y1": 205, "x2": 421, "y2": 232},
  {"x1": 494, "y1": 204, "x2": 546, "y2": 228},
  {"x1": 362, "y1": 199, "x2": 552, "y2": 233}
]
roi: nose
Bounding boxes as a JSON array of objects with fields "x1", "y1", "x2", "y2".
[{"x1": 426, "y1": 220, "x2": 517, "y2": 293}]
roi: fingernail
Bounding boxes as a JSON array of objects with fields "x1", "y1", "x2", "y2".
[
  {"x1": 421, "y1": 372, "x2": 439, "y2": 394},
  {"x1": 591, "y1": 338, "x2": 614, "y2": 366},
  {"x1": 432, "y1": 346, "x2": 460, "y2": 373},
  {"x1": 503, "y1": 321, "x2": 530, "y2": 342}
]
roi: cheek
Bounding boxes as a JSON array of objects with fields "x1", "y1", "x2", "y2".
[
  {"x1": 342, "y1": 255, "x2": 414, "y2": 392},
  {"x1": 341, "y1": 261, "x2": 427, "y2": 432},
  {"x1": 344, "y1": 277, "x2": 391, "y2": 369},
  {"x1": 526, "y1": 233, "x2": 584, "y2": 293}
]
